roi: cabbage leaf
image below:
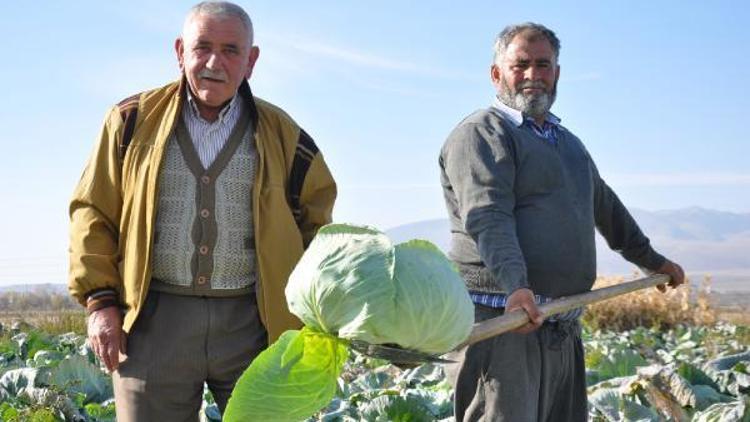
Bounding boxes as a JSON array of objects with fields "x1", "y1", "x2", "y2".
[{"x1": 224, "y1": 328, "x2": 348, "y2": 421}]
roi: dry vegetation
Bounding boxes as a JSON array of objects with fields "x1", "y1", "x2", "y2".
[
  {"x1": 0, "y1": 276, "x2": 747, "y2": 337},
  {"x1": 0, "y1": 310, "x2": 87, "y2": 335},
  {"x1": 0, "y1": 289, "x2": 86, "y2": 335},
  {"x1": 583, "y1": 274, "x2": 718, "y2": 331}
]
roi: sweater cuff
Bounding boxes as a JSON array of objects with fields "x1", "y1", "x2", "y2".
[
  {"x1": 635, "y1": 250, "x2": 667, "y2": 273},
  {"x1": 84, "y1": 288, "x2": 119, "y2": 314}
]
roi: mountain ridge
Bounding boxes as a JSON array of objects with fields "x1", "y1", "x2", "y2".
[{"x1": 386, "y1": 207, "x2": 750, "y2": 292}]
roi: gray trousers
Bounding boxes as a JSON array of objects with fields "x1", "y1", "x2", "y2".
[
  {"x1": 112, "y1": 291, "x2": 267, "y2": 421},
  {"x1": 446, "y1": 305, "x2": 587, "y2": 422}
]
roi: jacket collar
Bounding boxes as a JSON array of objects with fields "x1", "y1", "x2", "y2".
[{"x1": 238, "y1": 79, "x2": 259, "y2": 131}]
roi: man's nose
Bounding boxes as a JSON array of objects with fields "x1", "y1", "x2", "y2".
[
  {"x1": 524, "y1": 65, "x2": 541, "y2": 80},
  {"x1": 206, "y1": 52, "x2": 220, "y2": 68}
]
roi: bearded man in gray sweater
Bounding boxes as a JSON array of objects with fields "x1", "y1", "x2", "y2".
[{"x1": 439, "y1": 22, "x2": 685, "y2": 421}]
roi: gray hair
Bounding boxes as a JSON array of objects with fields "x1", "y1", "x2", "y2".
[
  {"x1": 184, "y1": 1, "x2": 254, "y2": 46},
  {"x1": 492, "y1": 22, "x2": 560, "y2": 66}
]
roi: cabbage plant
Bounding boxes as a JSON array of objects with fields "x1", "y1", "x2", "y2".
[{"x1": 224, "y1": 224, "x2": 474, "y2": 421}]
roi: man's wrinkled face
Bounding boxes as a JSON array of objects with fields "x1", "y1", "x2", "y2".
[
  {"x1": 175, "y1": 13, "x2": 259, "y2": 113},
  {"x1": 492, "y1": 33, "x2": 560, "y2": 119}
]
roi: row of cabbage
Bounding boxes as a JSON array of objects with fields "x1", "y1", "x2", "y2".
[
  {"x1": 583, "y1": 323, "x2": 749, "y2": 421},
  {"x1": 0, "y1": 324, "x2": 115, "y2": 421},
  {"x1": 0, "y1": 321, "x2": 748, "y2": 421},
  {"x1": 309, "y1": 324, "x2": 750, "y2": 421}
]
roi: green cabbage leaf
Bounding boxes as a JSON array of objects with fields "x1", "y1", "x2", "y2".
[{"x1": 224, "y1": 328, "x2": 348, "y2": 421}]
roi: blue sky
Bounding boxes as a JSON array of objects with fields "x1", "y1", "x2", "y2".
[{"x1": 0, "y1": 1, "x2": 748, "y2": 285}]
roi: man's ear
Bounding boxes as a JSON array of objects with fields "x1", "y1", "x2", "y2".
[
  {"x1": 245, "y1": 46, "x2": 260, "y2": 79},
  {"x1": 175, "y1": 37, "x2": 185, "y2": 72},
  {"x1": 490, "y1": 64, "x2": 503, "y2": 91}
]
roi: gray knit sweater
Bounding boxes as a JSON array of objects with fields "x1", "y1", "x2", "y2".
[{"x1": 439, "y1": 106, "x2": 665, "y2": 298}]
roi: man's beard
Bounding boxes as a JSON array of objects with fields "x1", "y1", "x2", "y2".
[{"x1": 499, "y1": 78, "x2": 556, "y2": 119}]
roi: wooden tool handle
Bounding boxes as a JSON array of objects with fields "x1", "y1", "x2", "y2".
[{"x1": 457, "y1": 274, "x2": 671, "y2": 348}]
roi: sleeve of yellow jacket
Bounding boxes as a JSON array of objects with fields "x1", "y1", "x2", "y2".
[
  {"x1": 258, "y1": 131, "x2": 336, "y2": 343},
  {"x1": 299, "y1": 153, "x2": 337, "y2": 247},
  {"x1": 68, "y1": 106, "x2": 124, "y2": 305}
]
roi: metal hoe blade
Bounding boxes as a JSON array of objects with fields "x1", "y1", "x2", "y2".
[
  {"x1": 349, "y1": 340, "x2": 456, "y2": 365},
  {"x1": 352, "y1": 274, "x2": 672, "y2": 365}
]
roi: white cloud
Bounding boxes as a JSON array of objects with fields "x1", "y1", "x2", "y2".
[{"x1": 267, "y1": 35, "x2": 476, "y2": 80}]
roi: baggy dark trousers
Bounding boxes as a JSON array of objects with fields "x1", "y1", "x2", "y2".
[
  {"x1": 112, "y1": 290, "x2": 267, "y2": 421},
  {"x1": 446, "y1": 304, "x2": 588, "y2": 422}
]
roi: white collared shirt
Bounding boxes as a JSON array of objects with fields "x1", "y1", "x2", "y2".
[
  {"x1": 183, "y1": 89, "x2": 243, "y2": 168},
  {"x1": 491, "y1": 97, "x2": 561, "y2": 144}
]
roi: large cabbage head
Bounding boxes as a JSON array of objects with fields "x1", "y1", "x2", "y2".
[{"x1": 285, "y1": 223, "x2": 474, "y2": 355}]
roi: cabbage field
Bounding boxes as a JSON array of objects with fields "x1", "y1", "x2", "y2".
[{"x1": 1, "y1": 321, "x2": 748, "y2": 421}]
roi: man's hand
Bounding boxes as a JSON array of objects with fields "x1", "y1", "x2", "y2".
[
  {"x1": 654, "y1": 259, "x2": 686, "y2": 293},
  {"x1": 87, "y1": 306, "x2": 126, "y2": 372},
  {"x1": 506, "y1": 288, "x2": 544, "y2": 333}
]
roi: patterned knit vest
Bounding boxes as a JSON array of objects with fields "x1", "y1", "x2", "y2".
[{"x1": 150, "y1": 109, "x2": 257, "y2": 296}]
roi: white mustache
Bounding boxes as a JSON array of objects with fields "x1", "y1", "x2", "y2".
[
  {"x1": 198, "y1": 69, "x2": 227, "y2": 82},
  {"x1": 519, "y1": 81, "x2": 547, "y2": 90}
]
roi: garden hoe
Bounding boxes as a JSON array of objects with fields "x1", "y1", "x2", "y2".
[{"x1": 349, "y1": 273, "x2": 673, "y2": 365}]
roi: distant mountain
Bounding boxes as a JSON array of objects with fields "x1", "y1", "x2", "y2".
[
  {"x1": 386, "y1": 207, "x2": 750, "y2": 292},
  {"x1": 628, "y1": 207, "x2": 750, "y2": 241},
  {"x1": 0, "y1": 283, "x2": 68, "y2": 294},
  {"x1": 387, "y1": 218, "x2": 452, "y2": 252}
]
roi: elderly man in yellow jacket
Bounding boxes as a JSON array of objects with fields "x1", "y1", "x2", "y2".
[{"x1": 68, "y1": 1, "x2": 336, "y2": 419}]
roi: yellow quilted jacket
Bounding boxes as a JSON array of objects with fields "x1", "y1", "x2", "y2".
[{"x1": 68, "y1": 78, "x2": 336, "y2": 342}]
